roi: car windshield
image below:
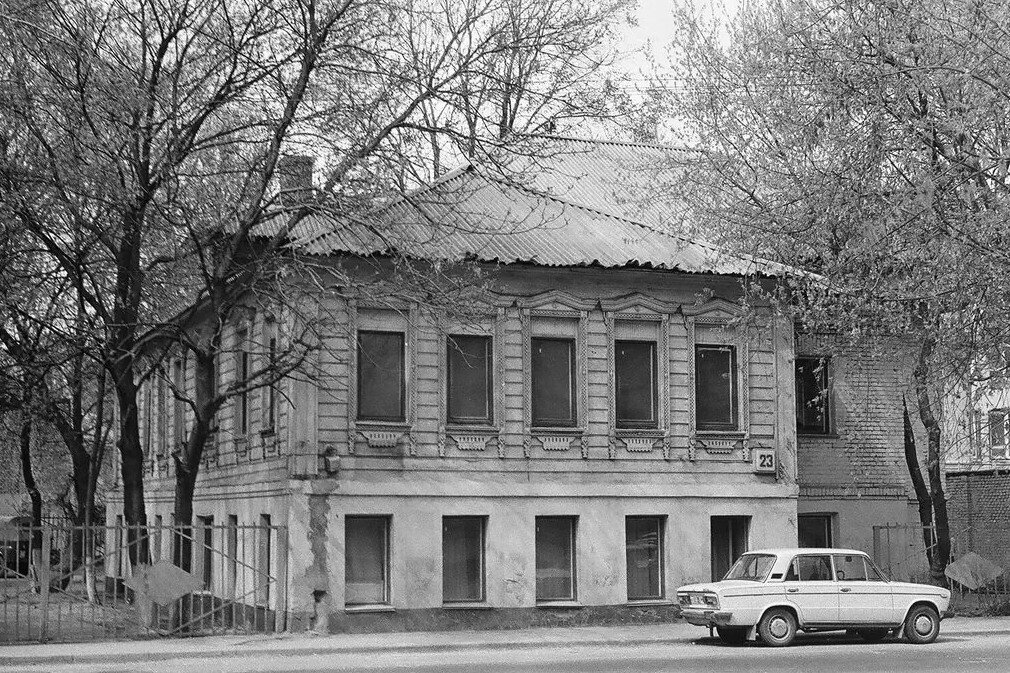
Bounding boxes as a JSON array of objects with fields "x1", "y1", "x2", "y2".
[{"x1": 724, "y1": 553, "x2": 777, "y2": 581}]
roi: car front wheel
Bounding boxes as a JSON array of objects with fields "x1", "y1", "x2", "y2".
[
  {"x1": 716, "y1": 626, "x2": 747, "y2": 645},
  {"x1": 903, "y1": 604, "x2": 940, "y2": 644},
  {"x1": 758, "y1": 608, "x2": 797, "y2": 647}
]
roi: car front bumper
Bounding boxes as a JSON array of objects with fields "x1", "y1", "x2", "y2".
[{"x1": 680, "y1": 608, "x2": 734, "y2": 627}]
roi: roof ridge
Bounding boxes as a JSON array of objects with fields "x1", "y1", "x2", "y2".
[{"x1": 529, "y1": 133, "x2": 697, "y2": 153}]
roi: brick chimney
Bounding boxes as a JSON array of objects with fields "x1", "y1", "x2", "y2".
[{"x1": 277, "y1": 154, "x2": 315, "y2": 207}]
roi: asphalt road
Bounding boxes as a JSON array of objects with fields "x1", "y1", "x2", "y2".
[{"x1": 8, "y1": 630, "x2": 1010, "y2": 673}]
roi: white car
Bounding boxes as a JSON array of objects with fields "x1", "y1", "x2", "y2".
[{"x1": 677, "y1": 548, "x2": 951, "y2": 646}]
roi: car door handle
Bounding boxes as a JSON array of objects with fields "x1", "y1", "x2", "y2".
[
  {"x1": 786, "y1": 588, "x2": 799, "y2": 593},
  {"x1": 840, "y1": 587, "x2": 852, "y2": 593}
]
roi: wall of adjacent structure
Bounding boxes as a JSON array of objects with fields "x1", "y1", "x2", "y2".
[{"x1": 795, "y1": 333, "x2": 924, "y2": 554}]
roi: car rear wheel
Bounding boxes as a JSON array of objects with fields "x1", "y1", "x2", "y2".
[
  {"x1": 716, "y1": 627, "x2": 747, "y2": 645},
  {"x1": 856, "y1": 628, "x2": 889, "y2": 642},
  {"x1": 903, "y1": 604, "x2": 940, "y2": 644},
  {"x1": 758, "y1": 608, "x2": 797, "y2": 647}
]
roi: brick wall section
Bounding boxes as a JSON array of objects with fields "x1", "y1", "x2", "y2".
[
  {"x1": 796, "y1": 333, "x2": 925, "y2": 495},
  {"x1": 945, "y1": 471, "x2": 1010, "y2": 566}
]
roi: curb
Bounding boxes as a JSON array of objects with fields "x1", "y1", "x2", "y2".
[{"x1": 0, "y1": 635, "x2": 690, "y2": 667}]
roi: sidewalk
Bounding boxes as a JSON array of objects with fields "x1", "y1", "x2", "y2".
[{"x1": 1, "y1": 616, "x2": 1007, "y2": 667}]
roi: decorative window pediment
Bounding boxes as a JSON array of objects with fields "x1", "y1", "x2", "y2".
[
  {"x1": 681, "y1": 297, "x2": 741, "y2": 320},
  {"x1": 518, "y1": 289, "x2": 597, "y2": 312},
  {"x1": 600, "y1": 292, "x2": 675, "y2": 315}
]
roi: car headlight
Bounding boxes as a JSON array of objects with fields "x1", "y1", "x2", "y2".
[
  {"x1": 703, "y1": 593, "x2": 719, "y2": 608},
  {"x1": 677, "y1": 593, "x2": 691, "y2": 606}
]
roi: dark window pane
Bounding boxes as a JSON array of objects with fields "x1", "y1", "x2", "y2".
[
  {"x1": 616, "y1": 341, "x2": 657, "y2": 428},
  {"x1": 626, "y1": 516, "x2": 663, "y2": 600},
  {"x1": 531, "y1": 338, "x2": 576, "y2": 427},
  {"x1": 796, "y1": 358, "x2": 829, "y2": 434},
  {"x1": 536, "y1": 516, "x2": 575, "y2": 600},
  {"x1": 798, "y1": 515, "x2": 832, "y2": 547},
  {"x1": 357, "y1": 332, "x2": 405, "y2": 421},
  {"x1": 710, "y1": 515, "x2": 748, "y2": 581},
  {"x1": 989, "y1": 409, "x2": 1007, "y2": 446},
  {"x1": 695, "y1": 345, "x2": 738, "y2": 431},
  {"x1": 447, "y1": 336, "x2": 492, "y2": 424},
  {"x1": 345, "y1": 516, "x2": 389, "y2": 604},
  {"x1": 442, "y1": 517, "x2": 485, "y2": 602}
]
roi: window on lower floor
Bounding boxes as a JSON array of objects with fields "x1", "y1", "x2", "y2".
[
  {"x1": 626, "y1": 516, "x2": 664, "y2": 600},
  {"x1": 447, "y1": 336, "x2": 493, "y2": 425},
  {"x1": 197, "y1": 515, "x2": 214, "y2": 590},
  {"x1": 616, "y1": 341, "x2": 657, "y2": 429},
  {"x1": 535, "y1": 516, "x2": 576, "y2": 601},
  {"x1": 442, "y1": 516, "x2": 485, "y2": 602},
  {"x1": 531, "y1": 338, "x2": 577, "y2": 427},
  {"x1": 795, "y1": 357, "x2": 830, "y2": 434},
  {"x1": 345, "y1": 516, "x2": 390, "y2": 605},
  {"x1": 710, "y1": 515, "x2": 749, "y2": 581},
  {"x1": 357, "y1": 331, "x2": 405, "y2": 422},
  {"x1": 798, "y1": 514, "x2": 833, "y2": 548},
  {"x1": 695, "y1": 345, "x2": 738, "y2": 432}
]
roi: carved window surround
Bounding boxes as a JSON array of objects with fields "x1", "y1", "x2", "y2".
[
  {"x1": 518, "y1": 291, "x2": 593, "y2": 460},
  {"x1": 684, "y1": 298, "x2": 751, "y2": 463},
  {"x1": 601, "y1": 294, "x2": 676, "y2": 461},
  {"x1": 436, "y1": 310, "x2": 505, "y2": 459},
  {"x1": 347, "y1": 302, "x2": 419, "y2": 456}
]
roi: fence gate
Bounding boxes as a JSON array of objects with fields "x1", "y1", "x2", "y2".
[{"x1": 0, "y1": 521, "x2": 288, "y2": 643}]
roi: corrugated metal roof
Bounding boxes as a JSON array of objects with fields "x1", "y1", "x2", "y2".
[{"x1": 291, "y1": 137, "x2": 791, "y2": 277}]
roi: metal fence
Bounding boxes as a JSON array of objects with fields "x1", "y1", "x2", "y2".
[
  {"x1": 0, "y1": 521, "x2": 288, "y2": 643},
  {"x1": 873, "y1": 522, "x2": 1010, "y2": 596}
]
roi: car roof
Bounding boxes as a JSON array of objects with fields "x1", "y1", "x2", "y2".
[{"x1": 746, "y1": 548, "x2": 868, "y2": 556}]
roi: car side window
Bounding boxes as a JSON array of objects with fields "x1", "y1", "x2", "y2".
[
  {"x1": 785, "y1": 555, "x2": 833, "y2": 581},
  {"x1": 833, "y1": 554, "x2": 868, "y2": 581},
  {"x1": 864, "y1": 559, "x2": 887, "y2": 582}
]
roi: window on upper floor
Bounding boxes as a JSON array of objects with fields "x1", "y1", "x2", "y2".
[
  {"x1": 447, "y1": 335, "x2": 493, "y2": 426},
  {"x1": 796, "y1": 357, "x2": 830, "y2": 435},
  {"x1": 357, "y1": 331, "x2": 405, "y2": 422},
  {"x1": 989, "y1": 408, "x2": 1009, "y2": 456},
  {"x1": 235, "y1": 327, "x2": 250, "y2": 436},
  {"x1": 531, "y1": 337, "x2": 576, "y2": 427},
  {"x1": 616, "y1": 340, "x2": 657, "y2": 429},
  {"x1": 262, "y1": 319, "x2": 279, "y2": 435},
  {"x1": 172, "y1": 358, "x2": 186, "y2": 447},
  {"x1": 695, "y1": 344, "x2": 738, "y2": 432}
]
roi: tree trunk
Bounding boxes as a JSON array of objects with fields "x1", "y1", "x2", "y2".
[
  {"x1": 18, "y1": 410, "x2": 43, "y2": 591},
  {"x1": 903, "y1": 397, "x2": 935, "y2": 566},
  {"x1": 113, "y1": 367, "x2": 149, "y2": 566},
  {"x1": 911, "y1": 336, "x2": 951, "y2": 585}
]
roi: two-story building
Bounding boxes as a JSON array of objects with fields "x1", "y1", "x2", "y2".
[{"x1": 106, "y1": 136, "x2": 930, "y2": 631}]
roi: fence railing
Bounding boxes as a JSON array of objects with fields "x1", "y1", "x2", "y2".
[
  {"x1": 0, "y1": 521, "x2": 288, "y2": 643},
  {"x1": 873, "y1": 522, "x2": 1010, "y2": 597}
]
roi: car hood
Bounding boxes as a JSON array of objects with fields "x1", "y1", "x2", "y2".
[
  {"x1": 888, "y1": 581, "x2": 950, "y2": 596},
  {"x1": 677, "y1": 580, "x2": 764, "y2": 593}
]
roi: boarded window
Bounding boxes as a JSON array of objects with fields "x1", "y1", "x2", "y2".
[
  {"x1": 626, "y1": 516, "x2": 664, "y2": 600},
  {"x1": 442, "y1": 516, "x2": 485, "y2": 602},
  {"x1": 531, "y1": 338, "x2": 576, "y2": 427},
  {"x1": 357, "y1": 331, "x2": 405, "y2": 421},
  {"x1": 447, "y1": 336, "x2": 492, "y2": 425},
  {"x1": 535, "y1": 516, "x2": 576, "y2": 601},
  {"x1": 616, "y1": 341, "x2": 657, "y2": 429},
  {"x1": 345, "y1": 516, "x2": 390, "y2": 605},
  {"x1": 695, "y1": 345, "x2": 738, "y2": 431},
  {"x1": 796, "y1": 357, "x2": 830, "y2": 434}
]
